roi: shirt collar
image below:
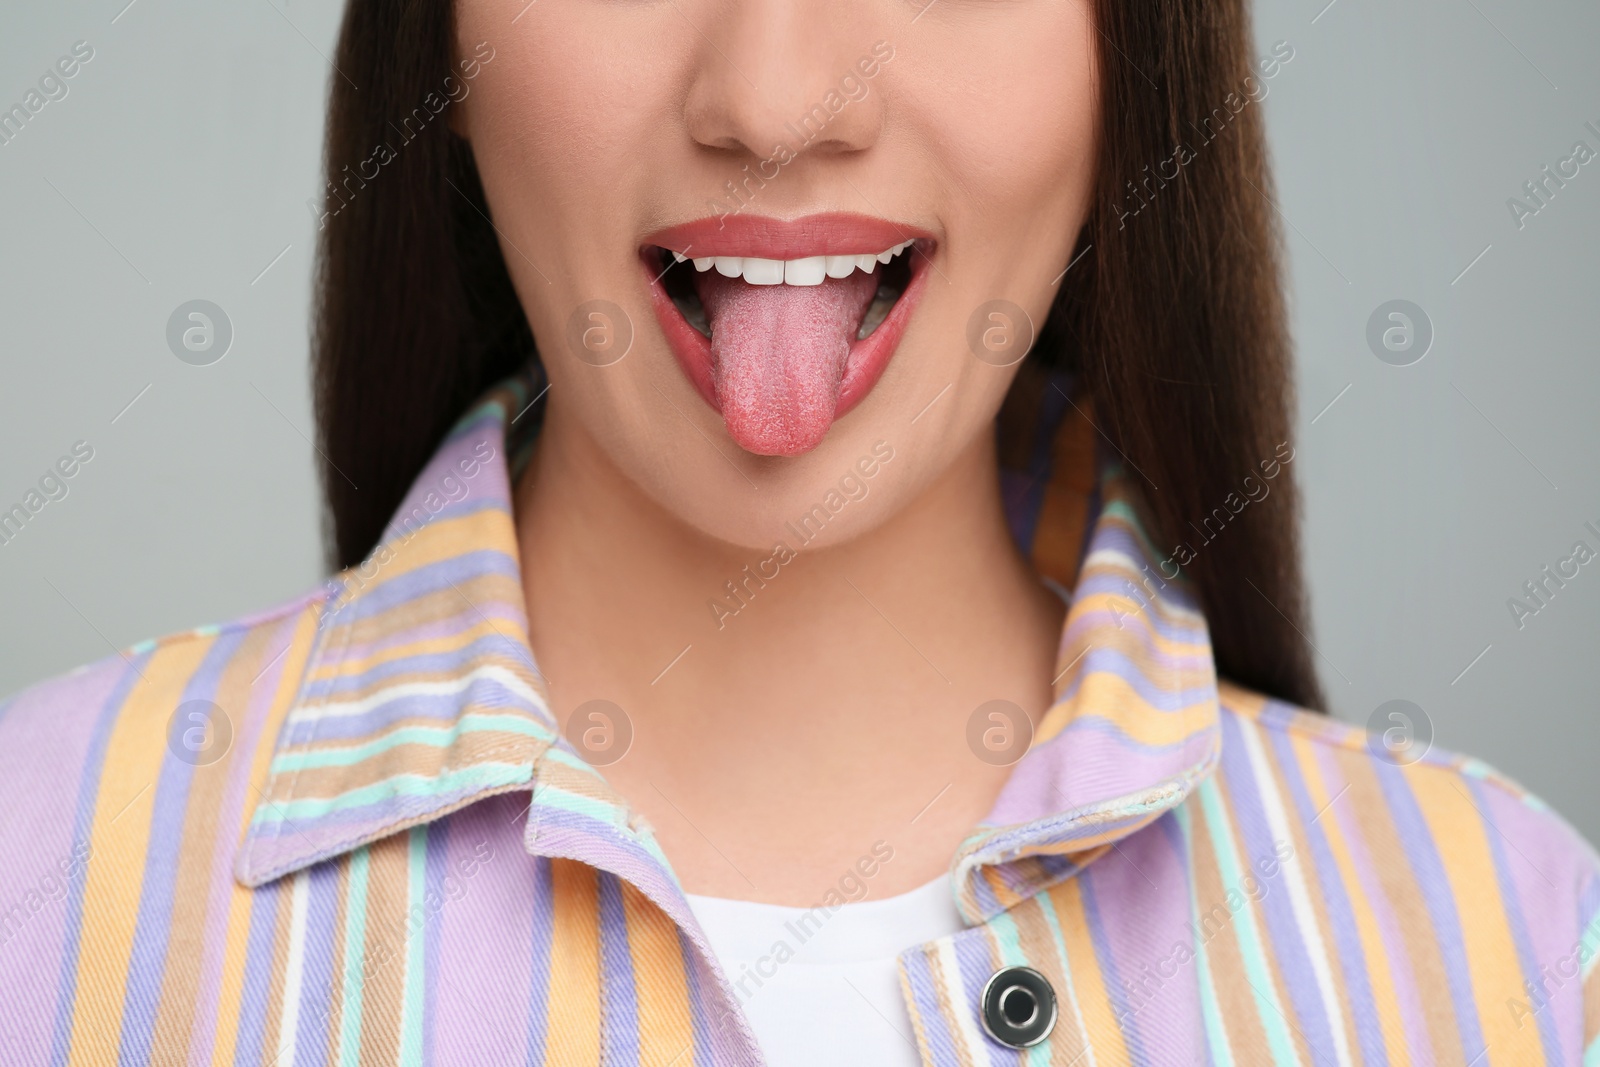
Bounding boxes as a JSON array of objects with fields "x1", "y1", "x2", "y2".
[
  {"x1": 951, "y1": 465, "x2": 1221, "y2": 922},
  {"x1": 236, "y1": 368, "x2": 1220, "y2": 924}
]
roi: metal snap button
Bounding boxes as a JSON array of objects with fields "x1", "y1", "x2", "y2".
[{"x1": 979, "y1": 965, "x2": 1057, "y2": 1048}]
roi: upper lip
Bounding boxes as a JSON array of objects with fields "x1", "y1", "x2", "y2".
[{"x1": 643, "y1": 212, "x2": 934, "y2": 260}]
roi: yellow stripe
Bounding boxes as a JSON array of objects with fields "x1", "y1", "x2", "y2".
[
  {"x1": 208, "y1": 869, "x2": 259, "y2": 1067},
  {"x1": 1409, "y1": 768, "x2": 1544, "y2": 1065},
  {"x1": 619, "y1": 883, "x2": 695, "y2": 1065},
  {"x1": 1049, "y1": 877, "x2": 1131, "y2": 1060},
  {"x1": 306, "y1": 618, "x2": 528, "y2": 680},
  {"x1": 1037, "y1": 678, "x2": 1217, "y2": 749},
  {"x1": 68, "y1": 637, "x2": 213, "y2": 1067},
  {"x1": 1058, "y1": 588, "x2": 1211, "y2": 655},
  {"x1": 1292, "y1": 733, "x2": 1411, "y2": 1066},
  {"x1": 1583, "y1": 961, "x2": 1600, "y2": 1054},
  {"x1": 981, "y1": 864, "x2": 1024, "y2": 912},
  {"x1": 324, "y1": 510, "x2": 520, "y2": 612},
  {"x1": 213, "y1": 610, "x2": 320, "y2": 1066},
  {"x1": 1216, "y1": 681, "x2": 1269, "y2": 720},
  {"x1": 546, "y1": 859, "x2": 602, "y2": 1065}
]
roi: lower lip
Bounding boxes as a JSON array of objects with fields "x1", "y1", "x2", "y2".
[{"x1": 643, "y1": 249, "x2": 934, "y2": 432}]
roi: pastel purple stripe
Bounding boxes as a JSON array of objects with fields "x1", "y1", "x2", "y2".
[
  {"x1": 897, "y1": 950, "x2": 960, "y2": 1067},
  {"x1": 1315, "y1": 744, "x2": 1435, "y2": 1067},
  {"x1": 325, "y1": 611, "x2": 541, "y2": 674},
  {"x1": 676, "y1": 925, "x2": 717, "y2": 1067},
  {"x1": 190, "y1": 614, "x2": 307, "y2": 1067},
  {"x1": 1054, "y1": 655, "x2": 1217, "y2": 713},
  {"x1": 420, "y1": 822, "x2": 444, "y2": 1067},
  {"x1": 1082, "y1": 814, "x2": 1206, "y2": 1064},
  {"x1": 118, "y1": 632, "x2": 243, "y2": 1065},
  {"x1": 9, "y1": 658, "x2": 139, "y2": 1067},
  {"x1": 522, "y1": 805, "x2": 698, "y2": 942},
  {"x1": 430, "y1": 797, "x2": 535, "y2": 1065},
  {"x1": 1373, "y1": 760, "x2": 1486, "y2": 1057},
  {"x1": 517, "y1": 796, "x2": 769, "y2": 1064},
  {"x1": 293, "y1": 860, "x2": 341, "y2": 1067},
  {"x1": 313, "y1": 551, "x2": 523, "y2": 632},
  {"x1": 985, "y1": 735, "x2": 1209, "y2": 831},
  {"x1": 280, "y1": 674, "x2": 545, "y2": 745},
  {"x1": 597, "y1": 871, "x2": 640, "y2": 1064},
  {"x1": 985, "y1": 727, "x2": 1214, "y2": 827},
  {"x1": 1215, "y1": 711, "x2": 1338, "y2": 1057},
  {"x1": 238, "y1": 774, "x2": 533, "y2": 889},
  {"x1": 1472, "y1": 777, "x2": 1565, "y2": 1064},
  {"x1": 1060, "y1": 590, "x2": 1207, "y2": 646},
  {"x1": 524, "y1": 852, "x2": 554, "y2": 1066},
  {"x1": 1079, "y1": 870, "x2": 1148, "y2": 1064},
  {"x1": 380, "y1": 429, "x2": 510, "y2": 547},
  {"x1": 948, "y1": 926, "x2": 1010, "y2": 1067},
  {"x1": 229, "y1": 881, "x2": 281, "y2": 1067},
  {"x1": 1264, "y1": 719, "x2": 1386, "y2": 1066}
]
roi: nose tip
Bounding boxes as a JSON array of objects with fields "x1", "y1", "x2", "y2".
[{"x1": 682, "y1": 8, "x2": 890, "y2": 162}]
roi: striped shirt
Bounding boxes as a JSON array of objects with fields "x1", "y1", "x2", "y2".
[{"x1": 1, "y1": 370, "x2": 1596, "y2": 1066}]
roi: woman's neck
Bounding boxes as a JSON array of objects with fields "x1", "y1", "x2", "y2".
[{"x1": 514, "y1": 400, "x2": 1065, "y2": 904}]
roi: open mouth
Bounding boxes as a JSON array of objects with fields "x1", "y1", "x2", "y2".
[{"x1": 642, "y1": 215, "x2": 934, "y2": 457}]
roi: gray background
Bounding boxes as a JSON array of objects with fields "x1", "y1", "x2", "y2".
[{"x1": 2, "y1": 0, "x2": 1596, "y2": 842}]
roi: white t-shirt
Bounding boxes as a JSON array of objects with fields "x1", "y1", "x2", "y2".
[{"x1": 684, "y1": 876, "x2": 966, "y2": 1066}]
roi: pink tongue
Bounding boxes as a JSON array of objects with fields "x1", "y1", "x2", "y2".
[{"x1": 693, "y1": 268, "x2": 878, "y2": 456}]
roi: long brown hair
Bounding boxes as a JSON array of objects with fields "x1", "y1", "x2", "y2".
[{"x1": 312, "y1": 0, "x2": 1325, "y2": 711}]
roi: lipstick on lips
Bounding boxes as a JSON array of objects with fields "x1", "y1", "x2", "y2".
[{"x1": 642, "y1": 212, "x2": 934, "y2": 457}]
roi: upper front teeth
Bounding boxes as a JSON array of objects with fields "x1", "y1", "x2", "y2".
[{"x1": 687, "y1": 242, "x2": 913, "y2": 286}]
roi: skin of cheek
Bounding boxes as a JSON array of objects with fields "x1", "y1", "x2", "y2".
[
  {"x1": 858, "y1": 3, "x2": 1098, "y2": 517},
  {"x1": 455, "y1": 0, "x2": 1097, "y2": 552}
]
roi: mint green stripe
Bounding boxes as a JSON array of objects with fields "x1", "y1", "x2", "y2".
[
  {"x1": 251, "y1": 763, "x2": 531, "y2": 825},
  {"x1": 337, "y1": 846, "x2": 372, "y2": 1067},
  {"x1": 1035, "y1": 885, "x2": 1095, "y2": 1067},
  {"x1": 1579, "y1": 901, "x2": 1600, "y2": 964},
  {"x1": 399, "y1": 826, "x2": 429, "y2": 1065},
  {"x1": 984, "y1": 910, "x2": 1052, "y2": 1066},
  {"x1": 539, "y1": 745, "x2": 613, "y2": 774},
  {"x1": 1196, "y1": 779, "x2": 1300, "y2": 1064},
  {"x1": 1174, "y1": 803, "x2": 1233, "y2": 1066},
  {"x1": 986, "y1": 904, "x2": 1026, "y2": 960},
  {"x1": 270, "y1": 714, "x2": 550, "y2": 773}
]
